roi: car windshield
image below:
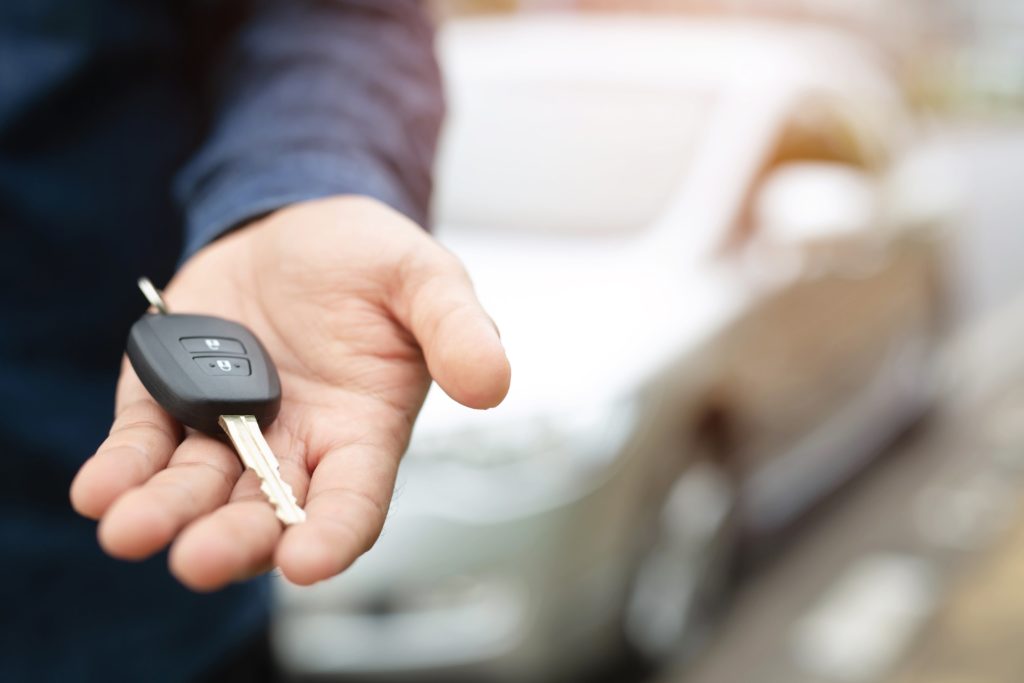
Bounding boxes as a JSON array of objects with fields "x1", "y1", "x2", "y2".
[{"x1": 434, "y1": 81, "x2": 711, "y2": 236}]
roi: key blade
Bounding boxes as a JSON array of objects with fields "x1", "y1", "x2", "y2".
[{"x1": 219, "y1": 415, "x2": 307, "y2": 526}]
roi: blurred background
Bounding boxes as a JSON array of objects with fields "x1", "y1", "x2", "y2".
[{"x1": 276, "y1": 1, "x2": 1024, "y2": 682}]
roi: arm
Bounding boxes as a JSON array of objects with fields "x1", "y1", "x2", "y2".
[
  {"x1": 176, "y1": 0, "x2": 445, "y2": 256},
  {"x1": 70, "y1": 1, "x2": 510, "y2": 591}
]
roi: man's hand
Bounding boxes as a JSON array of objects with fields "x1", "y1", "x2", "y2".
[{"x1": 70, "y1": 196, "x2": 511, "y2": 590}]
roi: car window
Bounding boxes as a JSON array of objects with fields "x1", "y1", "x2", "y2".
[{"x1": 434, "y1": 81, "x2": 711, "y2": 236}]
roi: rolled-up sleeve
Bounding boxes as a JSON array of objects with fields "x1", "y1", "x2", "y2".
[{"x1": 174, "y1": 0, "x2": 444, "y2": 259}]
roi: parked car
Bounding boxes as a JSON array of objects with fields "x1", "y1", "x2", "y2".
[{"x1": 273, "y1": 15, "x2": 953, "y2": 682}]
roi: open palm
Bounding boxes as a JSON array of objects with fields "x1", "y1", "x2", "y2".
[{"x1": 71, "y1": 197, "x2": 511, "y2": 590}]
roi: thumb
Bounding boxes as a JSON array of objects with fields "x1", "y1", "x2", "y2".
[{"x1": 392, "y1": 243, "x2": 511, "y2": 409}]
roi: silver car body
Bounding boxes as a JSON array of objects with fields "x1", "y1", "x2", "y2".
[{"x1": 274, "y1": 15, "x2": 950, "y2": 681}]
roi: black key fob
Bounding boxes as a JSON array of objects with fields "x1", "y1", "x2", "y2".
[{"x1": 126, "y1": 313, "x2": 282, "y2": 435}]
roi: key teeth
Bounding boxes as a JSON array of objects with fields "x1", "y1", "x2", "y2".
[
  {"x1": 257, "y1": 475, "x2": 297, "y2": 502},
  {"x1": 277, "y1": 506, "x2": 308, "y2": 525},
  {"x1": 219, "y1": 415, "x2": 306, "y2": 526},
  {"x1": 258, "y1": 479, "x2": 306, "y2": 526}
]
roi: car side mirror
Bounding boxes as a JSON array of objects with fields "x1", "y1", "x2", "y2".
[{"x1": 752, "y1": 162, "x2": 880, "y2": 245}]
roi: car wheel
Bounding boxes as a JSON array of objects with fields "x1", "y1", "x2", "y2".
[{"x1": 622, "y1": 457, "x2": 739, "y2": 665}]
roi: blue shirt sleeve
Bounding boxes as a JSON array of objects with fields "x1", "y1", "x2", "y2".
[{"x1": 174, "y1": 0, "x2": 444, "y2": 259}]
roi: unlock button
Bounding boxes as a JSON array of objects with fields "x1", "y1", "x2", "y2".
[
  {"x1": 181, "y1": 337, "x2": 246, "y2": 354},
  {"x1": 195, "y1": 357, "x2": 252, "y2": 376}
]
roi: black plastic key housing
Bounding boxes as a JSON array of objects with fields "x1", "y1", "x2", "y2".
[{"x1": 126, "y1": 313, "x2": 281, "y2": 435}]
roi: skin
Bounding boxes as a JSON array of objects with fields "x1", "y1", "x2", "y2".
[{"x1": 69, "y1": 196, "x2": 511, "y2": 591}]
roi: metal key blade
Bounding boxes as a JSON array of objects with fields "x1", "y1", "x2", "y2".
[{"x1": 219, "y1": 415, "x2": 306, "y2": 526}]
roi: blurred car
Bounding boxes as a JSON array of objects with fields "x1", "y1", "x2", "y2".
[{"x1": 273, "y1": 15, "x2": 953, "y2": 682}]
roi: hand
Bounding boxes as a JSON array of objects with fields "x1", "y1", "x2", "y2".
[{"x1": 70, "y1": 196, "x2": 510, "y2": 590}]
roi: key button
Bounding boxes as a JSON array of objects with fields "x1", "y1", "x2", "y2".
[
  {"x1": 195, "y1": 357, "x2": 252, "y2": 376},
  {"x1": 181, "y1": 337, "x2": 246, "y2": 354}
]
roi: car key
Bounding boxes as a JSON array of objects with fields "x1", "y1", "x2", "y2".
[{"x1": 125, "y1": 277, "x2": 306, "y2": 526}]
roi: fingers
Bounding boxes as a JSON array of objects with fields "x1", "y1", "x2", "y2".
[
  {"x1": 169, "y1": 500, "x2": 281, "y2": 592},
  {"x1": 97, "y1": 434, "x2": 241, "y2": 560},
  {"x1": 169, "y1": 444, "x2": 309, "y2": 591},
  {"x1": 393, "y1": 245, "x2": 511, "y2": 409},
  {"x1": 70, "y1": 367, "x2": 181, "y2": 519},
  {"x1": 275, "y1": 440, "x2": 398, "y2": 585}
]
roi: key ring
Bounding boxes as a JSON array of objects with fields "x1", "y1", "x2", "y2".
[{"x1": 137, "y1": 276, "x2": 170, "y2": 315}]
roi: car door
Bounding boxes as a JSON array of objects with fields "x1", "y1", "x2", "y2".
[{"x1": 710, "y1": 96, "x2": 939, "y2": 535}]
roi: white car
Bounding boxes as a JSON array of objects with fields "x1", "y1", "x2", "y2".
[{"x1": 274, "y1": 15, "x2": 952, "y2": 681}]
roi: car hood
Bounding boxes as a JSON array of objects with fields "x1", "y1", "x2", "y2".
[{"x1": 409, "y1": 232, "x2": 746, "y2": 444}]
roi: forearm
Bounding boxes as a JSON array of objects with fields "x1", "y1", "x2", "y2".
[{"x1": 174, "y1": 0, "x2": 444, "y2": 259}]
